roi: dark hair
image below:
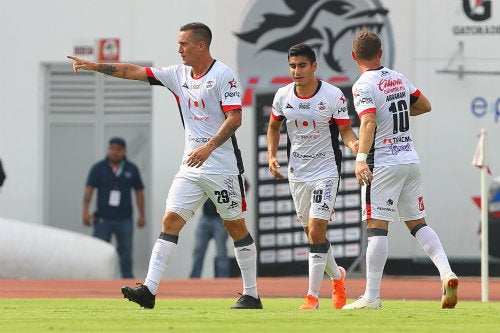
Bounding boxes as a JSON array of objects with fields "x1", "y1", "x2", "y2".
[
  {"x1": 109, "y1": 137, "x2": 126, "y2": 148},
  {"x1": 180, "y1": 22, "x2": 212, "y2": 47},
  {"x1": 288, "y1": 43, "x2": 316, "y2": 63},
  {"x1": 353, "y1": 29, "x2": 381, "y2": 60}
]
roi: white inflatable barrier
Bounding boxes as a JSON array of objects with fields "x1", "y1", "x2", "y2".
[{"x1": 0, "y1": 217, "x2": 118, "y2": 279}]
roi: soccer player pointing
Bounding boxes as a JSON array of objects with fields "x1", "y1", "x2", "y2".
[{"x1": 68, "y1": 22, "x2": 262, "y2": 310}]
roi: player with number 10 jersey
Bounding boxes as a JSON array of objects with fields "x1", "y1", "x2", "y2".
[{"x1": 352, "y1": 68, "x2": 421, "y2": 167}]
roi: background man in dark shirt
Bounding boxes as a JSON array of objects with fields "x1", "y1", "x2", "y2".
[{"x1": 83, "y1": 137, "x2": 145, "y2": 278}]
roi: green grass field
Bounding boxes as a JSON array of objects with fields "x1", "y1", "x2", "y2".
[{"x1": 1, "y1": 298, "x2": 499, "y2": 333}]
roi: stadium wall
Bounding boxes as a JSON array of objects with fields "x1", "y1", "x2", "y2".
[{"x1": 0, "y1": 0, "x2": 498, "y2": 278}]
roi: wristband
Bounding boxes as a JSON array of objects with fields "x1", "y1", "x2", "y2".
[{"x1": 356, "y1": 153, "x2": 367, "y2": 162}]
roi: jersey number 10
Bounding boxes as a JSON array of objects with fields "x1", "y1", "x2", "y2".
[{"x1": 389, "y1": 100, "x2": 409, "y2": 134}]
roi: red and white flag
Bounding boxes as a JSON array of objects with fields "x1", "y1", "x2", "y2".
[{"x1": 472, "y1": 129, "x2": 492, "y2": 174}]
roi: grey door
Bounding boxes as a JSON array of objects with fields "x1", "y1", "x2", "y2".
[{"x1": 44, "y1": 63, "x2": 152, "y2": 278}]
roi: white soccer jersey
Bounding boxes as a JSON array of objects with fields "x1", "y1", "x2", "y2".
[
  {"x1": 353, "y1": 67, "x2": 421, "y2": 167},
  {"x1": 146, "y1": 61, "x2": 243, "y2": 175},
  {"x1": 271, "y1": 80, "x2": 350, "y2": 182}
]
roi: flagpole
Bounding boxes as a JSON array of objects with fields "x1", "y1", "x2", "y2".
[{"x1": 479, "y1": 128, "x2": 489, "y2": 302}]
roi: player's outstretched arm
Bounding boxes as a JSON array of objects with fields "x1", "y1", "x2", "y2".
[{"x1": 66, "y1": 55, "x2": 148, "y2": 82}]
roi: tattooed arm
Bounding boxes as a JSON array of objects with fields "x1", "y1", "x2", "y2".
[
  {"x1": 67, "y1": 55, "x2": 148, "y2": 82},
  {"x1": 207, "y1": 109, "x2": 242, "y2": 148}
]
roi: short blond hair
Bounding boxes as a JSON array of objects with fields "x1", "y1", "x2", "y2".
[{"x1": 353, "y1": 29, "x2": 381, "y2": 61}]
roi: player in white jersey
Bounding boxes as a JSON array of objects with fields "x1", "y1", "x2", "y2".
[
  {"x1": 267, "y1": 43, "x2": 358, "y2": 310},
  {"x1": 342, "y1": 30, "x2": 458, "y2": 310},
  {"x1": 68, "y1": 22, "x2": 262, "y2": 310}
]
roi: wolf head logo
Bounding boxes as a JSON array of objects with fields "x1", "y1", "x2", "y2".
[{"x1": 235, "y1": 0, "x2": 394, "y2": 95}]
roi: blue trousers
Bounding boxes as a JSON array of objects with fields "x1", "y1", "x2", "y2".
[
  {"x1": 190, "y1": 214, "x2": 229, "y2": 278},
  {"x1": 93, "y1": 218, "x2": 134, "y2": 278}
]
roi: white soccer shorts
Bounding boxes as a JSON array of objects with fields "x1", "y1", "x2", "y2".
[
  {"x1": 362, "y1": 164, "x2": 426, "y2": 222},
  {"x1": 165, "y1": 171, "x2": 246, "y2": 222},
  {"x1": 289, "y1": 177, "x2": 340, "y2": 227}
]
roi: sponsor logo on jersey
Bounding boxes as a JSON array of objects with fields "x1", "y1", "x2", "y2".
[
  {"x1": 285, "y1": 103, "x2": 294, "y2": 109},
  {"x1": 193, "y1": 82, "x2": 202, "y2": 89},
  {"x1": 292, "y1": 151, "x2": 326, "y2": 159},
  {"x1": 189, "y1": 115, "x2": 210, "y2": 121},
  {"x1": 389, "y1": 143, "x2": 413, "y2": 155},
  {"x1": 228, "y1": 78, "x2": 238, "y2": 88},
  {"x1": 188, "y1": 135, "x2": 211, "y2": 143},
  {"x1": 376, "y1": 205, "x2": 396, "y2": 213},
  {"x1": 337, "y1": 105, "x2": 348, "y2": 114},
  {"x1": 355, "y1": 97, "x2": 374, "y2": 107},
  {"x1": 378, "y1": 78, "x2": 405, "y2": 94},
  {"x1": 224, "y1": 177, "x2": 237, "y2": 197},
  {"x1": 296, "y1": 134, "x2": 321, "y2": 140},
  {"x1": 299, "y1": 102, "x2": 310, "y2": 110},
  {"x1": 386, "y1": 199, "x2": 394, "y2": 206},
  {"x1": 182, "y1": 83, "x2": 189, "y2": 89},
  {"x1": 324, "y1": 180, "x2": 333, "y2": 201},
  {"x1": 224, "y1": 91, "x2": 241, "y2": 99},
  {"x1": 383, "y1": 136, "x2": 412, "y2": 145}
]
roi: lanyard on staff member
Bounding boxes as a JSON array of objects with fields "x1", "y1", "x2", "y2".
[{"x1": 109, "y1": 161, "x2": 125, "y2": 207}]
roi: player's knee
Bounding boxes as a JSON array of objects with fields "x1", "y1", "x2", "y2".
[{"x1": 409, "y1": 223, "x2": 428, "y2": 237}]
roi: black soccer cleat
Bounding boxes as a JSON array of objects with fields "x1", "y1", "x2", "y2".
[
  {"x1": 121, "y1": 284, "x2": 156, "y2": 309},
  {"x1": 230, "y1": 294, "x2": 263, "y2": 309}
]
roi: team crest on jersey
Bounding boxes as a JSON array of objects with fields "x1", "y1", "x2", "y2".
[
  {"x1": 318, "y1": 101, "x2": 327, "y2": 110},
  {"x1": 206, "y1": 80, "x2": 215, "y2": 89},
  {"x1": 294, "y1": 119, "x2": 316, "y2": 130}
]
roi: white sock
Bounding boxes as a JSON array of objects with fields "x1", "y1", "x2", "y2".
[
  {"x1": 364, "y1": 235, "x2": 388, "y2": 302},
  {"x1": 307, "y1": 251, "x2": 327, "y2": 298},
  {"x1": 234, "y1": 242, "x2": 258, "y2": 298},
  {"x1": 144, "y1": 239, "x2": 177, "y2": 295},
  {"x1": 415, "y1": 226, "x2": 452, "y2": 280},
  {"x1": 324, "y1": 244, "x2": 341, "y2": 280}
]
